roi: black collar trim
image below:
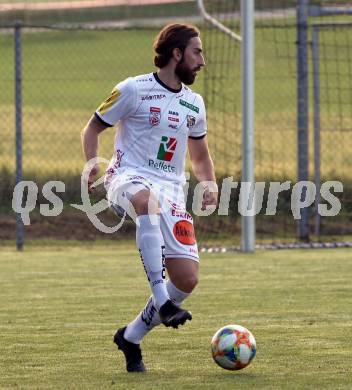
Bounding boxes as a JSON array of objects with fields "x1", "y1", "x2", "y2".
[{"x1": 153, "y1": 72, "x2": 182, "y2": 93}]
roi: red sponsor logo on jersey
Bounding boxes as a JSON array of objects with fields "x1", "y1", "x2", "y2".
[
  {"x1": 173, "y1": 220, "x2": 196, "y2": 245},
  {"x1": 157, "y1": 136, "x2": 177, "y2": 161},
  {"x1": 168, "y1": 110, "x2": 179, "y2": 123},
  {"x1": 149, "y1": 107, "x2": 161, "y2": 126}
]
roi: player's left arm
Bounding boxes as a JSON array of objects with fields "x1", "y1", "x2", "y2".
[{"x1": 188, "y1": 136, "x2": 218, "y2": 210}]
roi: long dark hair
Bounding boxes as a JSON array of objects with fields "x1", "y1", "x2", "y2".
[{"x1": 153, "y1": 23, "x2": 200, "y2": 69}]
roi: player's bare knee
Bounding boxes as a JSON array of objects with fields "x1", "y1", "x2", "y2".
[
  {"x1": 179, "y1": 274, "x2": 198, "y2": 293},
  {"x1": 134, "y1": 202, "x2": 151, "y2": 215},
  {"x1": 188, "y1": 274, "x2": 199, "y2": 291},
  {"x1": 131, "y1": 190, "x2": 160, "y2": 216}
]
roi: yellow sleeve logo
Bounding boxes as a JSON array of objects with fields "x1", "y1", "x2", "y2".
[{"x1": 97, "y1": 87, "x2": 121, "y2": 116}]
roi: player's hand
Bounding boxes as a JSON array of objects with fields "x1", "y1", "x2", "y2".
[
  {"x1": 88, "y1": 164, "x2": 100, "y2": 193},
  {"x1": 201, "y1": 184, "x2": 218, "y2": 211},
  {"x1": 83, "y1": 163, "x2": 100, "y2": 194}
]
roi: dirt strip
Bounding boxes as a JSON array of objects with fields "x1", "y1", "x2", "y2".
[{"x1": 0, "y1": 0, "x2": 192, "y2": 12}]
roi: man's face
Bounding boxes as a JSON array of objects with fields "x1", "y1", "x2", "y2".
[{"x1": 175, "y1": 36, "x2": 205, "y2": 85}]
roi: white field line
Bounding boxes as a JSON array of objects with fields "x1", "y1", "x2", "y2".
[{"x1": 0, "y1": 0, "x2": 193, "y2": 12}]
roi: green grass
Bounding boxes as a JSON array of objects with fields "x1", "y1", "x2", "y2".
[{"x1": 0, "y1": 242, "x2": 352, "y2": 389}]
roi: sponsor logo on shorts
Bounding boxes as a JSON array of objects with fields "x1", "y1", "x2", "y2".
[
  {"x1": 128, "y1": 175, "x2": 146, "y2": 181},
  {"x1": 124, "y1": 175, "x2": 152, "y2": 189},
  {"x1": 173, "y1": 220, "x2": 196, "y2": 245},
  {"x1": 168, "y1": 124, "x2": 178, "y2": 130},
  {"x1": 168, "y1": 200, "x2": 184, "y2": 211},
  {"x1": 149, "y1": 107, "x2": 161, "y2": 126},
  {"x1": 179, "y1": 99, "x2": 199, "y2": 113},
  {"x1": 127, "y1": 175, "x2": 152, "y2": 187},
  {"x1": 171, "y1": 209, "x2": 193, "y2": 221}
]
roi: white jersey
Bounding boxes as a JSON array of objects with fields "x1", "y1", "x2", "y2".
[{"x1": 95, "y1": 72, "x2": 207, "y2": 186}]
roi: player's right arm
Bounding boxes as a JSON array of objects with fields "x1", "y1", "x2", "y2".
[
  {"x1": 81, "y1": 115, "x2": 107, "y2": 192},
  {"x1": 81, "y1": 77, "x2": 137, "y2": 192}
]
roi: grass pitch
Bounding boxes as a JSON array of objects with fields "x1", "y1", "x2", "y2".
[{"x1": 0, "y1": 242, "x2": 351, "y2": 389}]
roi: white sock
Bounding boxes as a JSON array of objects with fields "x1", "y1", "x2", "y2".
[
  {"x1": 136, "y1": 214, "x2": 169, "y2": 310},
  {"x1": 124, "y1": 280, "x2": 190, "y2": 344}
]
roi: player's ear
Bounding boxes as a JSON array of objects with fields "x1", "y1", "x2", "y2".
[{"x1": 172, "y1": 47, "x2": 183, "y2": 63}]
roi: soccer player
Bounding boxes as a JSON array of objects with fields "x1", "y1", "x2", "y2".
[{"x1": 82, "y1": 23, "x2": 217, "y2": 372}]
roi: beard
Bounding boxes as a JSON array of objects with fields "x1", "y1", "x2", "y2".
[{"x1": 175, "y1": 57, "x2": 198, "y2": 85}]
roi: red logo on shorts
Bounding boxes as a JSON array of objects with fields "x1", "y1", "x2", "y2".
[{"x1": 173, "y1": 220, "x2": 196, "y2": 246}]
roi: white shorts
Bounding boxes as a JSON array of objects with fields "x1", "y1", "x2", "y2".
[{"x1": 105, "y1": 169, "x2": 199, "y2": 262}]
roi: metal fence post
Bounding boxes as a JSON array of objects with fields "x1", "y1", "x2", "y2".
[
  {"x1": 296, "y1": 0, "x2": 310, "y2": 241},
  {"x1": 241, "y1": 0, "x2": 255, "y2": 252},
  {"x1": 15, "y1": 21, "x2": 24, "y2": 251},
  {"x1": 311, "y1": 26, "x2": 321, "y2": 237}
]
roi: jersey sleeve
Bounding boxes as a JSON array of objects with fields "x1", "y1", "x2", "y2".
[
  {"x1": 188, "y1": 94, "x2": 207, "y2": 139},
  {"x1": 95, "y1": 77, "x2": 136, "y2": 127}
]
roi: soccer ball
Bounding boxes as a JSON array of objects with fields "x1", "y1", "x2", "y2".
[{"x1": 211, "y1": 324, "x2": 256, "y2": 370}]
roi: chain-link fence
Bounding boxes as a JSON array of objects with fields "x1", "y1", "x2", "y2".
[
  {"x1": 1, "y1": 24, "x2": 163, "y2": 242},
  {"x1": 202, "y1": 0, "x2": 352, "y2": 246},
  {"x1": 1, "y1": 0, "x2": 351, "y2": 246}
]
